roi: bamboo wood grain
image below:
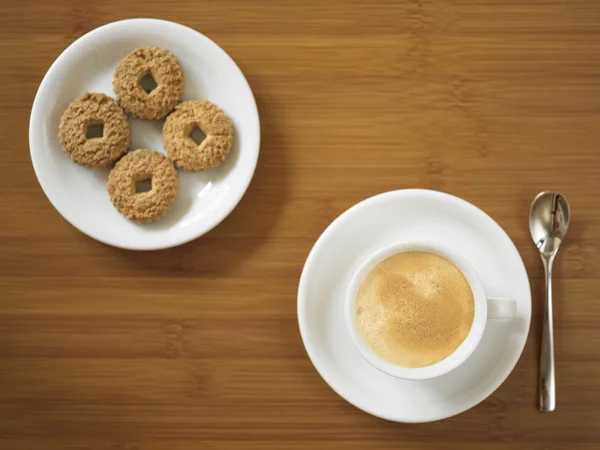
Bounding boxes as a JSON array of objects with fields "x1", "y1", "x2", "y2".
[{"x1": 1, "y1": 0, "x2": 600, "y2": 448}]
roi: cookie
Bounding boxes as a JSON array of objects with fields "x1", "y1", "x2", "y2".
[
  {"x1": 107, "y1": 149, "x2": 179, "y2": 223},
  {"x1": 163, "y1": 100, "x2": 234, "y2": 171},
  {"x1": 113, "y1": 47, "x2": 185, "y2": 120},
  {"x1": 58, "y1": 93, "x2": 131, "y2": 168}
]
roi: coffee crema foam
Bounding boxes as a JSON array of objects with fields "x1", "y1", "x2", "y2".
[{"x1": 355, "y1": 251, "x2": 474, "y2": 368}]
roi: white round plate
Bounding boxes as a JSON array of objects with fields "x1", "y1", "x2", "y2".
[
  {"x1": 29, "y1": 19, "x2": 260, "y2": 250},
  {"x1": 297, "y1": 189, "x2": 531, "y2": 422}
]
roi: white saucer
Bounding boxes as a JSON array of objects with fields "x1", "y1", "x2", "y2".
[
  {"x1": 297, "y1": 189, "x2": 531, "y2": 422},
  {"x1": 29, "y1": 19, "x2": 260, "y2": 250}
]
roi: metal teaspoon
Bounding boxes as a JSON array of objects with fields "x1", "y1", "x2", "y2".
[{"x1": 529, "y1": 191, "x2": 571, "y2": 412}]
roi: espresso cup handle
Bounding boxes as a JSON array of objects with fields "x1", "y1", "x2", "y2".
[{"x1": 487, "y1": 297, "x2": 517, "y2": 319}]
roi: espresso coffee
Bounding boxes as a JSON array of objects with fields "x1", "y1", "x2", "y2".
[{"x1": 355, "y1": 251, "x2": 474, "y2": 368}]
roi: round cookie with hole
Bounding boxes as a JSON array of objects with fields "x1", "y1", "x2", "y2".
[
  {"x1": 163, "y1": 100, "x2": 234, "y2": 171},
  {"x1": 108, "y1": 149, "x2": 179, "y2": 223},
  {"x1": 113, "y1": 47, "x2": 185, "y2": 120},
  {"x1": 58, "y1": 93, "x2": 131, "y2": 168}
]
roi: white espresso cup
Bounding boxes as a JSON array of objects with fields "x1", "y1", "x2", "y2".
[{"x1": 345, "y1": 242, "x2": 517, "y2": 380}]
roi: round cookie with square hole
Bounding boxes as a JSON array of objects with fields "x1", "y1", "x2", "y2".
[
  {"x1": 58, "y1": 93, "x2": 131, "y2": 168},
  {"x1": 113, "y1": 47, "x2": 184, "y2": 120},
  {"x1": 163, "y1": 100, "x2": 234, "y2": 171},
  {"x1": 108, "y1": 149, "x2": 179, "y2": 223}
]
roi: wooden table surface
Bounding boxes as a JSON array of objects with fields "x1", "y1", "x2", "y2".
[{"x1": 2, "y1": 1, "x2": 600, "y2": 448}]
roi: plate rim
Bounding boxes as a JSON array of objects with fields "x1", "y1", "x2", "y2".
[
  {"x1": 29, "y1": 18, "x2": 260, "y2": 250},
  {"x1": 297, "y1": 188, "x2": 531, "y2": 423}
]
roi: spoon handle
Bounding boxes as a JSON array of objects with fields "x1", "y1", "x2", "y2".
[{"x1": 540, "y1": 256, "x2": 556, "y2": 412}]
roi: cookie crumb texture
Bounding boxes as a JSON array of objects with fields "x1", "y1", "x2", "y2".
[
  {"x1": 58, "y1": 93, "x2": 131, "y2": 168},
  {"x1": 163, "y1": 100, "x2": 234, "y2": 171},
  {"x1": 108, "y1": 149, "x2": 179, "y2": 223},
  {"x1": 113, "y1": 47, "x2": 185, "y2": 120}
]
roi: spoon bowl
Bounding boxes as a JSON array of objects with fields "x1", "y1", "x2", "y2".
[{"x1": 529, "y1": 192, "x2": 571, "y2": 257}]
